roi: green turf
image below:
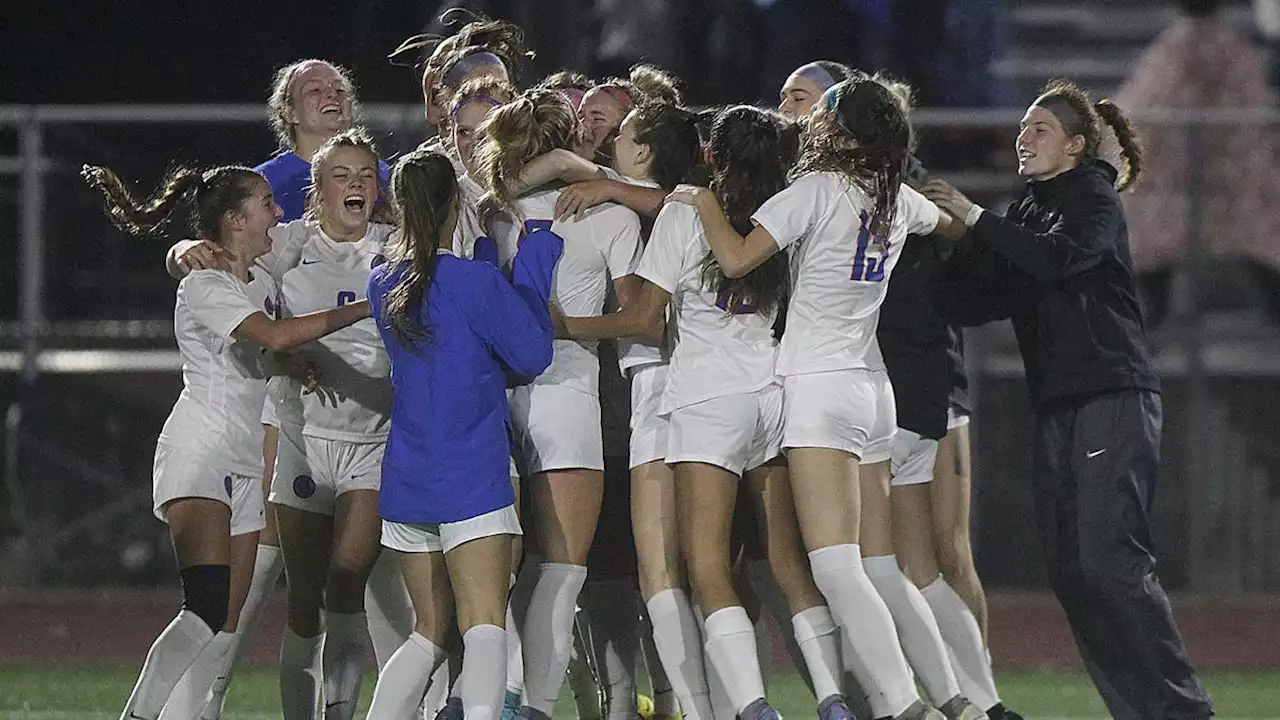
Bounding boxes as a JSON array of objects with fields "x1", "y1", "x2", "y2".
[{"x1": 0, "y1": 665, "x2": 1275, "y2": 718}]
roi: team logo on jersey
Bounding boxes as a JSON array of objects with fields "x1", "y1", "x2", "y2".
[
  {"x1": 293, "y1": 474, "x2": 316, "y2": 499},
  {"x1": 224, "y1": 475, "x2": 233, "y2": 496}
]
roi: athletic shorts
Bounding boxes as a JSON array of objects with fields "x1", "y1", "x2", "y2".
[
  {"x1": 268, "y1": 423, "x2": 385, "y2": 515},
  {"x1": 947, "y1": 405, "x2": 971, "y2": 431},
  {"x1": 782, "y1": 368, "x2": 896, "y2": 461},
  {"x1": 381, "y1": 504, "x2": 522, "y2": 555},
  {"x1": 509, "y1": 384, "x2": 604, "y2": 474},
  {"x1": 890, "y1": 428, "x2": 940, "y2": 487},
  {"x1": 153, "y1": 443, "x2": 265, "y2": 537},
  {"x1": 667, "y1": 384, "x2": 784, "y2": 476},
  {"x1": 629, "y1": 363, "x2": 669, "y2": 469}
]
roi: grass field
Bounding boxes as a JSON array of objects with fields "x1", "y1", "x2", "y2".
[{"x1": 1, "y1": 666, "x2": 1277, "y2": 719}]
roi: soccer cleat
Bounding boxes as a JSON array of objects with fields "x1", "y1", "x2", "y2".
[
  {"x1": 984, "y1": 705, "x2": 1023, "y2": 720},
  {"x1": 894, "y1": 700, "x2": 946, "y2": 720},
  {"x1": 818, "y1": 694, "x2": 858, "y2": 720},
  {"x1": 433, "y1": 697, "x2": 463, "y2": 720},
  {"x1": 938, "y1": 696, "x2": 988, "y2": 720},
  {"x1": 517, "y1": 707, "x2": 552, "y2": 720},
  {"x1": 741, "y1": 698, "x2": 784, "y2": 720},
  {"x1": 501, "y1": 691, "x2": 522, "y2": 720}
]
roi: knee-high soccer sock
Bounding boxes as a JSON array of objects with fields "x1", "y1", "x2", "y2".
[
  {"x1": 365, "y1": 550, "x2": 414, "y2": 671},
  {"x1": 280, "y1": 627, "x2": 323, "y2": 720},
  {"x1": 701, "y1": 607, "x2": 766, "y2": 716},
  {"x1": 645, "y1": 589, "x2": 710, "y2": 720},
  {"x1": 119, "y1": 610, "x2": 216, "y2": 720},
  {"x1": 457, "y1": 624, "x2": 508, "y2": 720},
  {"x1": 640, "y1": 622, "x2": 679, "y2": 717},
  {"x1": 567, "y1": 609, "x2": 603, "y2": 720},
  {"x1": 521, "y1": 562, "x2": 588, "y2": 715},
  {"x1": 807, "y1": 545, "x2": 917, "y2": 717},
  {"x1": 421, "y1": 655, "x2": 453, "y2": 717},
  {"x1": 583, "y1": 578, "x2": 642, "y2": 719},
  {"x1": 507, "y1": 561, "x2": 538, "y2": 700},
  {"x1": 365, "y1": 632, "x2": 447, "y2": 720},
  {"x1": 198, "y1": 544, "x2": 285, "y2": 719},
  {"x1": 790, "y1": 606, "x2": 845, "y2": 704},
  {"x1": 158, "y1": 630, "x2": 238, "y2": 720},
  {"x1": 840, "y1": 631, "x2": 887, "y2": 718},
  {"x1": 864, "y1": 556, "x2": 961, "y2": 706},
  {"x1": 321, "y1": 611, "x2": 368, "y2": 720},
  {"x1": 922, "y1": 576, "x2": 1000, "y2": 711}
]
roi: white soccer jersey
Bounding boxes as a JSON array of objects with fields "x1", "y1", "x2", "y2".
[
  {"x1": 496, "y1": 188, "x2": 643, "y2": 395},
  {"x1": 752, "y1": 173, "x2": 939, "y2": 376},
  {"x1": 638, "y1": 203, "x2": 780, "y2": 414},
  {"x1": 160, "y1": 267, "x2": 279, "y2": 476},
  {"x1": 452, "y1": 171, "x2": 518, "y2": 264},
  {"x1": 602, "y1": 172, "x2": 666, "y2": 374},
  {"x1": 280, "y1": 221, "x2": 396, "y2": 442}
]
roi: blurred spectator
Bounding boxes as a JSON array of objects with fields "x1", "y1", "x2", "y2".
[
  {"x1": 1116, "y1": 0, "x2": 1280, "y2": 326},
  {"x1": 1256, "y1": 0, "x2": 1280, "y2": 90}
]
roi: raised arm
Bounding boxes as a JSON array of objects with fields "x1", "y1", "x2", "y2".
[
  {"x1": 667, "y1": 186, "x2": 780, "y2": 279},
  {"x1": 556, "y1": 180, "x2": 668, "y2": 220},
  {"x1": 471, "y1": 228, "x2": 564, "y2": 379},
  {"x1": 232, "y1": 302, "x2": 371, "y2": 353},
  {"x1": 512, "y1": 148, "x2": 608, "y2": 197}
]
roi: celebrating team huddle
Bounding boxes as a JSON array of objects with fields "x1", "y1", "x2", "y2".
[{"x1": 82, "y1": 6, "x2": 1212, "y2": 720}]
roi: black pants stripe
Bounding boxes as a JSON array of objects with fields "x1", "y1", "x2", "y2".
[{"x1": 1034, "y1": 389, "x2": 1213, "y2": 719}]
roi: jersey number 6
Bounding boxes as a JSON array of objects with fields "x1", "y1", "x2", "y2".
[{"x1": 851, "y1": 210, "x2": 890, "y2": 283}]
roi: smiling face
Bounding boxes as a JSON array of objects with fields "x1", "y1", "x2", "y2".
[
  {"x1": 452, "y1": 99, "x2": 499, "y2": 178},
  {"x1": 779, "y1": 73, "x2": 824, "y2": 121},
  {"x1": 228, "y1": 176, "x2": 284, "y2": 258},
  {"x1": 576, "y1": 87, "x2": 628, "y2": 160},
  {"x1": 1016, "y1": 105, "x2": 1083, "y2": 182},
  {"x1": 315, "y1": 145, "x2": 378, "y2": 238},
  {"x1": 610, "y1": 110, "x2": 650, "y2": 180},
  {"x1": 286, "y1": 61, "x2": 353, "y2": 141}
]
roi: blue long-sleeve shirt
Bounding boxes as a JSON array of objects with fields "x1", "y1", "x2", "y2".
[{"x1": 369, "y1": 230, "x2": 561, "y2": 524}]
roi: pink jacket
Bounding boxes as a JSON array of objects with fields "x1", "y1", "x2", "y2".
[{"x1": 1116, "y1": 17, "x2": 1280, "y2": 272}]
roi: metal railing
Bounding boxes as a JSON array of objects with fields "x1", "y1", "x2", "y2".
[{"x1": 2, "y1": 104, "x2": 1279, "y2": 589}]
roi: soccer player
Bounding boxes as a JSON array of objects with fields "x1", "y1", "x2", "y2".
[{"x1": 82, "y1": 163, "x2": 374, "y2": 720}]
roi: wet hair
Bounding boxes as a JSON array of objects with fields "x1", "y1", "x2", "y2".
[
  {"x1": 628, "y1": 102, "x2": 704, "y2": 189},
  {"x1": 391, "y1": 11, "x2": 532, "y2": 113},
  {"x1": 701, "y1": 106, "x2": 793, "y2": 318},
  {"x1": 794, "y1": 76, "x2": 912, "y2": 236},
  {"x1": 1034, "y1": 78, "x2": 1143, "y2": 192},
  {"x1": 306, "y1": 127, "x2": 382, "y2": 221},
  {"x1": 266, "y1": 59, "x2": 360, "y2": 153},
  {"x1": 475, "y1": 88, "x2": 578, "y2": 209},
  {"x1": 82, "y1": 164, "x2": 261, "y2": 241},
  {"x1": 382, "y1": 149, "x2": 459, "y2": 348},
  {"x1": 449, "y1": 75, "x2": 517, "y2": 120},
  {"x1": 538, "y1": 70, "x2": 594, "y2": 94}
]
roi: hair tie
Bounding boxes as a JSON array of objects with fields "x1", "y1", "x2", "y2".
[
  {"x1": 443, "y1": 50, "x2": 504, "y2": 89},
  {"x1": 596, "y1": 83, "x2": 635, "y2": 113},
  {"x1": 451, "y1": 93, "x2": 502, "y2": 119},
  {"x1": 792, "y1": 62, "x2": 838, "y2": 92}
]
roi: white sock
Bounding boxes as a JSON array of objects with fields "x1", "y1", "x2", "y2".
[
  {"x1": 583, "y1": 579, "x2": 641, "y2": 719},
  {"x1": 118, "y1": 610, "x2": 216, "y2": 720},
  {"x1": 365, "y1": 550, "x2": 415, "y2": 671},
  {"x1": 322, "y1": 611, "x2": 369, "y2": 720},
  {"x1": 568, "y1": 610, "x2": 602, "y2": 720},
  {"x1": 701, "y1": 607, "x2": 766, "y2": 716},
  {"x1": 521, "y1": 562, "x2": 588, "y2": 714},
  {"x1": 365, "y1": 632, "x2": 447, "y2": 720},
  {"x1": 790, "y1": 606, "x2": 844, "y2": 703},
  {"x1": 645, "y1": 590, "x2": 711, "y2": 720},
  {"x1": 280, "y1": 628, "x2": 323, "y2": 720},
  {"x1": 640, "y1": 618, "x2": 679, "y2": 718},
  {"x1": 808, "y1": 544, "x2": 917, "y2": 717},
  {"x1": 421, "y1": 658, "x2": 452, "y2": 717},
  {"x1": 159, "y1": 630, "x2": 237, "y2": 720},
  {"x1": 507, "y1": 560, "x2": 539, "y2": 700},
  {"x1": 841, "y1": 631, "x2": 888, "y2": 718},
  {"x1": 864, "y1": 555, "x2": 961, "y2": 706},
  {"x1": 922, "y1": 576, "x2": 1000, "y2": 710},
  {"x1": 458, "y1": 624, "x2": 508, "y2": 720},
  {"x1": 198, "y1": 544, "x2": 284, "y2": 720}
]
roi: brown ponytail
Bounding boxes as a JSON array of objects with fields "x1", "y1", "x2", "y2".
[
  {"x1": 1094, "y1": 99, "x2": 1143, "y2": 192},
  {"x1": 82, "y1": 164, "x2": 260, "y2": 241}
]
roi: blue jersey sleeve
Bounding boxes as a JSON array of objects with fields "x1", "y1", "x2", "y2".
[{"x1": 464, "y1": 255, "x2": 559, "y2": 381}]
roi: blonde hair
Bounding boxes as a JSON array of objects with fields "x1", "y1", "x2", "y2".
[
  {"x1": 267, "y1": 59, "x2": 360, "y2": 152},
  {"x1": 475, "y1": 88, "x2": 577, "y2": 209},
  {"x1": 305, "y1": 127, "x2": 382, "y2": 220}
]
